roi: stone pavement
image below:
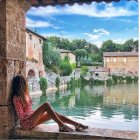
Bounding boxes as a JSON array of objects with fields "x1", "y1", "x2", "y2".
[
  {"x1": 30, "y1": 85, "x2": 67, "y2": 97},
  {"x1": 14, "y1": 124, "x2": 138, "y2": 140}
]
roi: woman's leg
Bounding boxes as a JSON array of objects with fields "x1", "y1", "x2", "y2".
[
  {"x1": 36, "y1": 111, "x2": 88, "y2": 130},
  {"x1": 31, "y1": 102, "x2": 73, "y2": 131},
  {"x1": 36, "y1": 112, "x2": 78, "y2": 126}
]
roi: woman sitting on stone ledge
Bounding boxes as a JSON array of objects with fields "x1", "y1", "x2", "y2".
[{"x1": 11, "y1": 75, "x2": 88, "y2": 132}]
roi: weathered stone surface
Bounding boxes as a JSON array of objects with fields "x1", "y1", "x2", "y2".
[
  {"x1": 6, "y1": 0, "x2": 25, "y2": 27},
  {"x1": 0, "y1": 41, "x2": 6, "y2": 58},
  {"x1": 0, "y1": 105, "x2": 18, "y2": 139},
  {"x1": 0, "y1": 0, "x2": 26, "y2": 105},
  {"x1": 0, "y1": 106, "x2": 16, "y2": 130},
  {"x1": 0, "y1": 0, "x2": 27, "y2": 138},
  {"x1": 0, "y1": 0, "x2": 6, "y2": 20},
  {"x1": 14, "y1": 124, "x2": 138, "y2": 140},
  {"x1": 0, "y1": 129, "x2": 13, "y2": 139},
  {"x1": 0, "y1": 20, "x2": 6, "y2": 41},
  {"x1": 0, "y1": 80, "x2": 7, "y2": 104}
]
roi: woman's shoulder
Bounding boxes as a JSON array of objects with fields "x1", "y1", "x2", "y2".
[{"x1": 13, "y1": 96, "x2": 21, "y2": 102}]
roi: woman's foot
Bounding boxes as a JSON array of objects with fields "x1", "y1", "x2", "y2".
[
  {"x1": 59, "y1": 124, "x2": 73, "y2": 132},
  {"x1": 75, "y1": 123, "x2": 88, "y2": 131}
]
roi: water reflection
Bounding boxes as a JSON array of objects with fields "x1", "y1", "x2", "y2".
[{"x1": 32, "y1": 83, "x2": 138, "y2": 131}]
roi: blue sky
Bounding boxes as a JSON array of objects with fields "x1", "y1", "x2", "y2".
[{"x1": 26, "y1": 0, "x2": 138, "y2": 47}]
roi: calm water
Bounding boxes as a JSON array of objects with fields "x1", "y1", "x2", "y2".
[{"x1": 32, "y1": 83, "x2": 138, "y2": 131}]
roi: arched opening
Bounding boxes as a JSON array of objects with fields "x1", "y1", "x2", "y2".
[
  {"x1": 27, "y1": 69, "x2": 35, "y2": 79},
  {"x1": 27, "y1": 69, "x2": 37, "y2": 92}
]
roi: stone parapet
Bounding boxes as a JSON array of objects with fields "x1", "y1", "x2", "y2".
[{"x1": 14, "y1": 124, "x2": 138, "y2": 140}]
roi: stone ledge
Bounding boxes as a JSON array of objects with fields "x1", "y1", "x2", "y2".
[{"x1": 14, "y1": 124, "x2": 138, "y2": 140}]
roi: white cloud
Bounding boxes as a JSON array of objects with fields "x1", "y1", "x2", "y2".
[
  {"x1": 26, "y1": 17, "x2": 52, "y2": 28},
  {"x1": 113, "y1": 38, "x2": 126, "y2": 44},
  {"x1": 84, "y1": 33, "x2": 100, "y2": 40},
  {"x1": 93, "y1": 28, "x2": 110, "y2": 35},
  {"x1": 84, "y1": 28, "x2": 110, "y2": 40},
  {"x1": 26, "y1": 17, "x2": 60, "y2": 30},
  {"x1": 27, "y1": 2, "x2": 137, "y2": 18},
  {"x1": 120, "y1": 19, "x2": 133, "y2": 22},
  {"x1": 94, "y1": 41, "x2": 103, "y2": 48},
  {"x1": 27, "y1": 6, "x2": 61, "y2": 17},
  {"x1": 41, "y1": 33, "x2": 73, "y2": 40},
  {"x1": 52, "y1": 26, "x2": 60, "y2": 29}
]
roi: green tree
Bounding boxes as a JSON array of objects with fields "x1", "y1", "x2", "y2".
[
  {"x1": 122, "y1": 39, "x2": 134, "y2": 52},
  {"x1": 80, "y1": 66, "x2": 89, "y2": 77},
  {"x1": 43, "y1": 41, "x2": 61, "y2": 70},
  {"x1": 90, "y1": 53, "x2": 102, "y2": 62},
  {"x1": 133, "y1": 40, "x2": 138, "y2": 52},
  {"x1": 60, "y1": 38, "x2": 71, "y2": 50},
  {"x1": 55, "y1": 77, "x2": 60, "y2": 90},
  {"x1": 101, "y1": 40, "x2": 118, "y2": 52},
  {"x1": 71, "y1": 39, "x2": 87, "y2": 51},
  {"x1": 74, "y1": 49, "x2": 87, "y2": 60},
  {"x1": 39, "y1": 77, "x2": 48, "y2": 95},
  {"x1": 47, "y1": 36, "x2": 61, "y2": 48},
  {"x1": 60, "y1": 56, "x2": 73, "y2": 76}
]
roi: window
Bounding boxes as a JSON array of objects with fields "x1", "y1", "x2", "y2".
[
  {"x1": 39, "y1": 39, "x2": 42, "y2": 44},
  {"x1": 123, "y1": 58, "x2": 126, "y2": 62},
  {"x1": 107, "y1": 58, "x2": 109, "y2": 62},
  {"x1": 95, "y1": 73, "x2": 99, "y2": 76},
  {"x1": 113, "y1": 58, "x2": 116, "y2": 62},
  {"x1": 29, "y1": 34, "x2": 32, "y2": 40}
]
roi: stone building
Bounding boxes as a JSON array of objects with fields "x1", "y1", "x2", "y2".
[
  {"x1": 103, "y1": 52, "x2": 138, "y2": 75},
  {"x1": 59, "y1": 49, "x2": 76, "y2": 64},
  {"x1": 26, "y1": 28, "x2": 46, "y2": 91},
  {"x1": 88, "y1": 66, "x2": 109, "y2": 80}
]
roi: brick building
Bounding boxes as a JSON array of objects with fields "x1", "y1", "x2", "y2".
[
  {"x1": 59, "y1": 49, "x2": 76, "y2": 64},
  {"x1": 103, "y1": 52, "x2": 138, "y2": 75},
  {"x1": 26, "y1": 28, "x2": 46, "y2": 91}
]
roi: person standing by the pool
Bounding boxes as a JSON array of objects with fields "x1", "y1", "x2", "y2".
[{"x1": 11, "y1": 74, "x2": 88, "y2": 132}]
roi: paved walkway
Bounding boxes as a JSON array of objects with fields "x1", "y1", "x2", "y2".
[{"x1": 30, "y1": 85, "x2": 67, "y2": 97}]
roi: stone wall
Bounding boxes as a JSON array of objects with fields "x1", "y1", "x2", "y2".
[
  {"x1": 60, "y1": 52, "x2": 76, "y2": 64},
  {"x1": 0, "y1": 0, "x2": 29, "y2": 138},
  {"x1": 104, "y1": 56, "x2": 138, "y2": 74},
  {"x1": 26, "y1": 30, "x2": 45, "y2": 78}
]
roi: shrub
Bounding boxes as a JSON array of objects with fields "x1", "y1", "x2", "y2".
[
  {"x1": 125, "y1": 76, "x2": 133, "y2": 83},
  {"x1": 39, "y1": 77, "x2": 48, "y2": 95},
  {"x1": 117, "y1": 75, "x2": 124, "y2": 83},
  {"x1": 51, "y1": 65, "x2": 60, "y2": 74},
  {"x1": 93, "y1": 79, "x2": 105, "y2": 85},
  {"x1": 133, "y1": 76, "x2": 138, "y2": 82},
  {"x1": 71, "y1": 63, "x2": 76, "y2": 69},
  {"x1": 106, "y1": 79, "x2": 113, "y2": 86},
  {"x1": 80, "y1": 66, "x2": 89, "y2": 77},
  {"x1": 55, "y1": 77, "x2": 60, "y2": 90},
  {"x1": 112, "y1": 75, "x2": 118, "y2": 83}
]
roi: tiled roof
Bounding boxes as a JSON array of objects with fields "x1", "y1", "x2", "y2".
[
  {"x1": 59, "y1": 49, "x2": 72, "y2": 53},
  {"x1": 27, "y1": 0, "x2": 137, "y2": 7},
  {"x1": 26, "y1": 28, "x2": 46, "y2": 40},
  {"x1": 103, "y1": 52, "x2": 138, "y2": 57}
]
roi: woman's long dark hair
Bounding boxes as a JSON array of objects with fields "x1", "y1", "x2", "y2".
[{"x1": 11, "y1": 75, "x2": 29, "y2": 106}]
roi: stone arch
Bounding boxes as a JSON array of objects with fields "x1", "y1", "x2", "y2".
[
  {"x1": 26, "y1": 63, "x2": 39, "y2": 79},
  {"x1": 27, "y1": 69, "x2": 35, "y2": 79}
]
